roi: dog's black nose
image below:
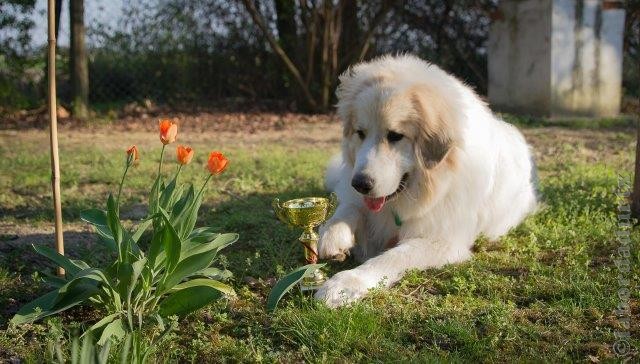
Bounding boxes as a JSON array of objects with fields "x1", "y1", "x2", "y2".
[{"x1": 351, "y1": 173, "x2": 374, "y2": 194}]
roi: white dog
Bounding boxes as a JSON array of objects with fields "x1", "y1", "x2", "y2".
[{"x1": 315, "y1": 55, "x2": 538, "y2": 307}]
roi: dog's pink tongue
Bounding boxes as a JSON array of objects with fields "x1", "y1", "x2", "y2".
[{"x1": 364, "y1": 196, "x2": 386, "y2": 212}]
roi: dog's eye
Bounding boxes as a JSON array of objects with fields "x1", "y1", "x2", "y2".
[
  {"x1": 356, "y1": 130, "x2": 366, "y2": 140},
  {"x1": 387, "y1": 131, "x2": 404, "y2": 143}
]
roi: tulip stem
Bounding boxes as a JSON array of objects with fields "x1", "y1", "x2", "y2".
[
  {"x1": 176, "y1": 164, "x2": 183, "y2": 182},
  {"x1": 158, "y1": 145, "x2": 166, "y2": 178},
  {"x1": 198, "y1": 174, "x2": 213, "y2": 197},
  {"x1": 116, "y1": 163, "x2": 130, "y2": 213},
  {"x1": 155, "y1": 145, "x2": 167, "y2": 215}
]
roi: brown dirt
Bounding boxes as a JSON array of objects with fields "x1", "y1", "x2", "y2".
[{"x1": 1, "y1": 108, "x2": 338, "y2": 134}]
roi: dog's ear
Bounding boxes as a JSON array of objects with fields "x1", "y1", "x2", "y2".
[
  {"x1": 410, "y1": 85, "x2": 456, "y2": 169},
  {"x1": 336, "y1": 68, "x2": 385, "y2": 138}
]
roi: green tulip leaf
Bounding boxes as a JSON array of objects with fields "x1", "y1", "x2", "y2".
[
  {"x1": 80, "y1": 209, "x2": 108, "y2": 227},
  {"x1": 33, "y1": 244, "x2": 89, "y2": 278},
  {"x1": 98, "y1": 318, "x2": 126, "y2": 346},
  {"x1": 267, "y1": 264, "x2": 325, "y2": 312},
  {"x1": 169, "y1": 278, "x2": 235, "y2": 296},
  {"x1": 159, "y1": 285, "x2": 226, "y2": 317}
]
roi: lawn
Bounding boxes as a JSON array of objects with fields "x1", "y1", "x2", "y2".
[{"x1": 0, "y1": 116, "x2": 638, "y2": 362}]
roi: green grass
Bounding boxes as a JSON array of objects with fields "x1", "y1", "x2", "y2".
[{"x1": 0, "y1": 122, "x2": 638, "y2": 362}]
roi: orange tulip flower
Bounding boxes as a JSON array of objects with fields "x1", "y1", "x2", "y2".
[
  {"x1": 207, "y1": 151, "x2": 228, "y2": 175},
  {"x1": 176, "y1": 145, "x2": 194, "y2": 165},
  {"x1": 159, "y1": 119, "x2": 178, "y2": 145},
  {"x1": 126, "y1": 145, "x2": 139, "y2": 165}
]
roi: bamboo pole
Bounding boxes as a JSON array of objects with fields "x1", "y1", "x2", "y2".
[{"x1": 48, "y1": 0, "x2": 65, "y2": 276}]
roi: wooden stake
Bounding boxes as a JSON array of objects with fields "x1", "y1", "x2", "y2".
[{"x1": 48, "y1": 0, "x2": 65, "y2": 276}]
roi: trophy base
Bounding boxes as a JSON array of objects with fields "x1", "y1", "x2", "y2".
[{"x1": 299, "y1": 268, "x2": 326, "y2": 292}]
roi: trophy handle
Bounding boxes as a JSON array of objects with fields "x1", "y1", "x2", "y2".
[
  {"x1": 326, "y1": 192, "x2": 338, "y2": 220},
  {"x1": 272, "y1": 198, "x2": 290, "y2": 225}
]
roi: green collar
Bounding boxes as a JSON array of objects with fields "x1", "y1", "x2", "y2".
[{"x1": 392, "y1": 210, "x2": 402, "y2": 227}]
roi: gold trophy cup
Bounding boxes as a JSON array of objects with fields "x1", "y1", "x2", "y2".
[{"x1": 272, "y1": 193, "x2": 338, "y2": 291}]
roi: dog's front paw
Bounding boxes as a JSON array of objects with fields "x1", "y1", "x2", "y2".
[
  {"x1": 318, "y1": 221, "x2": 354, "y2": 261},
  {"x1": 314, "y1": 270, "x2": 373, "y2": 308}
]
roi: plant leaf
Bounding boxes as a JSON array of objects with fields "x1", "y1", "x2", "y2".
[
  {"x1": 159, "y1": 174, "x2": 178, "y2": 211},
  {"x1": 187, "y1": 227, "x2": 220, "y2": 243},
  {"x1": 33, "y1": 244, "x2": 89, "y2": 278},
  {"x1": 158, "y1": 285, "x2": 224, "y2": 317},
  {"x1": 84, "y1": 313, "x2": 120, "y2": 338},
  {"x1": 149, "y1": 176, "x2": 161, "y2": 217},
  {"x1": 98, "y1": 340, "x2": 112, "y2": 364},
  {"x1": 106, "y1": 194, "x2": 124, "y2": 259},
  {"x1": 11, "y1": 275, "x2": 101, "y2": 325},
  {"x1": 81, "y1": 208, "x2": 118, "y2": 252},
  {"x1": 267, "y1": 264, "x2": 325, "y2": 312},
  {"x1": 169, "y1": 278, "x2": 235, "y2": 296},
  {"x1": 80, "y1": 209, "x2": 108, "y2": 226},
  {"x1": 170, "y1": 184, "x2": 194, "y2": 222},
  {"x1": 171, "y1": 184, "x2": 204, "y2": 240},
  {"x1": 71, "y1": 332, "x2": 80, "y2": 364},
  {"x1": 192, "y1": 267, "x2": 233, "y2": 281},
  {"x1": 80, "y1": 332, "x2": 95, "y2": 363},
  {"x1": 98, "y1": 318, "x2": 126, "y2": 346},
  {"x1": 180, "y1": 233, "x2": 238, "y2": 260},
  {"x1": 53, "y1": 277, "x2": 104, "y2": 307},
  {"x1": 128, "y1": 258, "x2": 147, "y2": 301},
  {"x1": 154, "y1": 314, "x2": 165, "y2": 331},
  {"x1": 116, "y1": 263, "x2": 133, "y2": 298},
  {"x1": 119, "y1": 332, "x2": 132, "y2": 364},
  {"x1": 94, "y1": 224, "x2": 117, "y2": 252},
  {"x1": 42, "y1": 271, "x2": 68, "y2": 288},
  {"x1": 129, "y1": 218, "x2": 153, "y2": 246},
  {"x1": 161, "y1": 247, "x2": 219, "y2": 291},
  {"x1": 159, "y1": 208, "x2": 181, "y2": 273},
  {"x1": 147, "y1": 229, "x2": 164, "y2": 267},
  {"x1": 10, "y1": 289, "x2": 59, "y2": 324}
]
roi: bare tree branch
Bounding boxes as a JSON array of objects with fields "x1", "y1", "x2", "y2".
[
  {"x1": 241, "y1": 0, "x2": 317, "y2": 110},
  {"x1": 340, "y1": 0, "x2": 397, "y2": 70},
  {"x1": 304, "y1": 5, "x2": 319, "y2": 88}
]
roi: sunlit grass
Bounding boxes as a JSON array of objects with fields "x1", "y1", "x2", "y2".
[{"x1": 0, "y1": 123, "x2": 638, "y2": 362}]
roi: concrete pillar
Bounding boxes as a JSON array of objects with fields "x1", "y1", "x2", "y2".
[{"x1": 488, "y1": 0, "x2": 626, "y2": 117}]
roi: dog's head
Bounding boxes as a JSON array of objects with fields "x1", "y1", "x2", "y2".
[{"x1": 336, "y1": 62, "x2": 459, "y2": 212}]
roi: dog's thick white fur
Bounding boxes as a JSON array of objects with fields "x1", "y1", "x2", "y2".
[{"x1": 315, "y1": 55, "x2": 538, "y2": 307}]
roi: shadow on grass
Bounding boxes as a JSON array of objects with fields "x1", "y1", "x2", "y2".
[
  {"x1": 1, "y1": 166, "x2": 619, "y2": 304},
  {"x1": 0, "y1": 186, "x2": 359, "y2": 320},
  {"x1": 0, "y1": 231, "x2": 112, "y2": 325},
  {"x1": 0, "y1": 200, "x2": 146, "y2": 223}
]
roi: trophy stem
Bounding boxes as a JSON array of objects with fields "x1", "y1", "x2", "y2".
[
  {"x1": 299, "y1": 228, "x2": 319, "y2": 264},
  {"x1": 299, "y1": 228, "x2": 326, "y2": 291}
]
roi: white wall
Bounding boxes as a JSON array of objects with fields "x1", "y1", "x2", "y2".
[
  {"x1": 488, "y1": 0, "x2": 552, "y2": 116},
  {"x1": 551, "y1": 0, "x2": 625, "y2": 116},
  {"x1": 489, "y1": 0, "x2": 625, "y2": 117}
]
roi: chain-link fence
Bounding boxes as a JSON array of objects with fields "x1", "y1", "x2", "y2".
[
  {"x1": 1, "y1": 0, "x2": 638, "y2": 117},
  {"x1": 2, "y1": 0, "x2": 282, "y2": 113}
]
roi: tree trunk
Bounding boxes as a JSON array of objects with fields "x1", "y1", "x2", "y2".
[
  {"x1": 70, "y1": 0, "x2": 88, "y2": 118},
  {"x1": 340, "y1": 0, "x2": 360, "y2": 63},
  {"x1": 274, "y1": 0, "x2": 297, "y2": 58},
  {"x1": 241, "y1": 0, "x2": 317, "y2": 111},
  {"x1": 274, "y1": 0, "x2": 298, "y2": 102}
]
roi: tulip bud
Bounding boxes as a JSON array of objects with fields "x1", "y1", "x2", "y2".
[
  {"x1": 207, "y1": 151, "x2": 228, "y2": 175},
  {"x1": 159, "y1": 119, "x2": 178, "y2": 145},
  {"x1": 126, "y1": 145, "x2": 139, "y2": 166},
  {"x1": 176, "y1": 145, "x2": 194, "y2": 165}
]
